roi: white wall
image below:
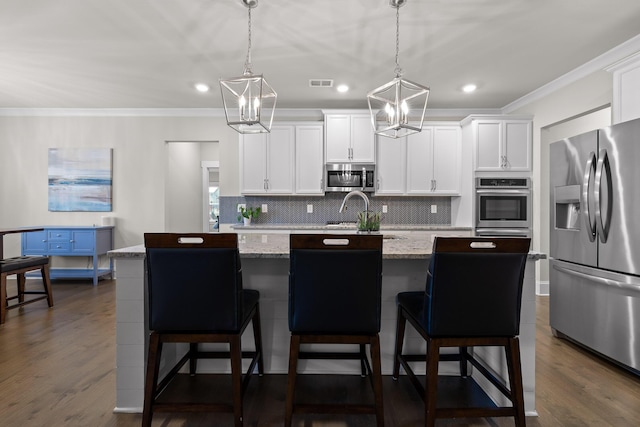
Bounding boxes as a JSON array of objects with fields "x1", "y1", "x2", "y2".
[
  {"x1": 0, "y1": 115, "x2": 239, "y2": 257},
  {"x1": 508, "y1": 70, "x2": 614, "y2": 285}
]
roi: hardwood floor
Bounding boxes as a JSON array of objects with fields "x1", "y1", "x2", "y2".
[{"x1": 1, "y1": 278, "x2": 640, "y2": 426}]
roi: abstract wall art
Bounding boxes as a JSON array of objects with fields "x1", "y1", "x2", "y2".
[{"x1": 48, "y1": 148, "x2": 113, "y2": 212}]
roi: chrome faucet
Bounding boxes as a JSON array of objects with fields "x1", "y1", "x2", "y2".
[{"x1": 338, "y1": 190, "x2": 370, "y2": 214}]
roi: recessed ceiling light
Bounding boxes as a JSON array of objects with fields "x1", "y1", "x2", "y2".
[
  {"x1": 194, "y1": 83, "x2": 210, "y2": 93},
  {"x1": 462, "y1": 84, "x2": 477, "y2": 93},
  {"x1": 336, "y1": 84, "x2": 349, "y2": 93}
]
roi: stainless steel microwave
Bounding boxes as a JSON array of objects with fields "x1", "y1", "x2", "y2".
[{"x1": 325, "y1": 163, "x2": 375, "y2": 192}]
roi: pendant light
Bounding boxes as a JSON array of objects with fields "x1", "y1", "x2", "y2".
[
  {"x1": 220, "y1": 0, "x2": 277, "y2": 134},
  {"x1": 367, "y1": 0, "x2": 429, "y2": 139}
]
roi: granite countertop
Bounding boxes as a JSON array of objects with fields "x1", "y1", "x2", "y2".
[
  {"x1": 108, "y1": 231, "x2": 546, "y2": 261},
  {"x1": 231, "y1": 224, "x2": 473, "y2": 232}
]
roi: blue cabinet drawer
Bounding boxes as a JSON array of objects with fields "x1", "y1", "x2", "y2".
[
  {"x1": 48, "y1": 230, "x2": 71, "y2": 241},
  {"x1": 48, "y1": 242, "x2": 71, "y2": 252}
]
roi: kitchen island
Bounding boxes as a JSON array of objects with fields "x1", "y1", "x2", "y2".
[{"x1": 109, "y1": 230, "x2": 544, "y2": 415}]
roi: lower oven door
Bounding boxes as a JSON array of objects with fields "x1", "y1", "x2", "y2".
[
  {"x1": 475, "y1": 228, "x2": 531, "y2": 238},
  {"x1": 476, "y1": 190, "x2": 531, "y2": 229}
]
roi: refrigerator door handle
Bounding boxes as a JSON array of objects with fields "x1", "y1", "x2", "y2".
[
  {"x1": 582, "y1": 151, "x2": 597, "y2": 242},
  {"x1": 595, "y1": 148, "x2": 612, "y2": 243},
  {"x1": 552, "y1": 261, "x2": 640, "y2": 293}
]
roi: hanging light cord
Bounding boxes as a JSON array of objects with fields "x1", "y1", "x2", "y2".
[
  {"x1": 243, "y1": 6, "x2": 253, "y2": 75},
  {"x1": 394, "y1": 5, "x2": 403, "y2": 77}
]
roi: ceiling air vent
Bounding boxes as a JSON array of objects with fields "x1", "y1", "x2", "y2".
[{"x1": 309, "y1": 79, "x2": 334, "y2": 88}]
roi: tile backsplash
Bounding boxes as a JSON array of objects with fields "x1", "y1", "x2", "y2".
[{"x1": 220, "y1": 194, "x2": 451, "y2": 226}]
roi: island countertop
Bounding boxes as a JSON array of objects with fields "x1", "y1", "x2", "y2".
[{"x1": 108, "y1": 231, "x2": 545, "y2": 261}]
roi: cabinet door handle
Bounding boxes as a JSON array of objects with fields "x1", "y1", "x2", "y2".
[{"x1": 70, "y1": 240, "x2": 74, "y2": 243}]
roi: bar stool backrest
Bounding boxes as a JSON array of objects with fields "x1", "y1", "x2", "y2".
[
  {"x1": 289, "y1": 234, "x2": 383, "y2": 335},
  {"x1": 422, "y1": 237, "x2": 530, "y2": 337},
  {"x1": 144, "y1": 233, "x2": 242, "y2": 332}
]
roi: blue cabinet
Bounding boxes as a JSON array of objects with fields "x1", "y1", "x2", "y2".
[{"x1": 22, "y1": 226, "x2": 114, "y2": 285}]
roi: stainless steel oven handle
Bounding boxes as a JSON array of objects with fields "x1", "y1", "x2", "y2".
[
  {"x1": 475, "y1": 189, "x2": 531, "y2": 195},
  {"x1": 475, "y1": 228, "x2": 530, "y2": 236}
]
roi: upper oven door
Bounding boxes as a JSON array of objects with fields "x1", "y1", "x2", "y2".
[{"x1": 476, "y1": 189, "x2": 531, "y2": 228}]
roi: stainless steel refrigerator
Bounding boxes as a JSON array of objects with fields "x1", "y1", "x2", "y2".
[{"x1": 550, "y1": 117, "x2": 640, "y2": 374}]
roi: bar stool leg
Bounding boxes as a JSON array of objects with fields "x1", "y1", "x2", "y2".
[
  {"x1": 370, "y1": 335, "x2": 385, "y2": 427},
  {"x1": 230, "y1": 336, "x2": 243, "y2": 427},
  {"x1": 142, "y1": 332, "x2": 162, "y2": 427},
  {"x1": 1, "y1": 273, "x2": 7, "y2": 324},
  {"x1": 42, "y1": 264, "x2": 54, "y2": 307},
  {"x1": 285, "y1": 334, "x2": 301, "y2": 427},
  {"x1": 252, "y1": 304, "x2": 264, "y2": 375},
  {"x1": 425, "y1": 338, "x2": 440, "y2": 427},
  {"x1": 17, "y1": 273, "x2": 26, "y2": 304},
  {"x1": 392, "y1": 306, "x2": 407, "y2": 380},
  {"x1": 506, "y1": 337, "x2": 526, "y2": 427}
]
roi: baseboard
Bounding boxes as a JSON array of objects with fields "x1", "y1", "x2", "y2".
[{"x1": 536, "y1": 280, "x2": 549, "y2": 296}]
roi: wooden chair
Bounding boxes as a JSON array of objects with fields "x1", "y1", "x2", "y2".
[
  {"x1": 142, "y1": 233, "x2": 263, "y2": 427},
  {"x1": 286, "y1": 234, "x2": 384, "y2": 427},
  {"x1": 392, "y1": 237, "x2": 530, "y2": 427},
  {"x1": 1, "y1": 256, "x2": 53, "y2": 324}
]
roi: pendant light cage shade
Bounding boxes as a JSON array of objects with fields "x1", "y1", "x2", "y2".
[
  {"x1": 220, "y1": 73, "x2": 277, "y2": 134},
  {"x1": 367, "y1": 76, "x2": 429, "y2": 139},
  {"x1": 219, "y1": 0, "x2": 276, "y2": 134}
]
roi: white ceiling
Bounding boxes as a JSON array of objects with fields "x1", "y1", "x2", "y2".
[{"x1": 2, "y1": 0, "x2": 640, "y2": 111}]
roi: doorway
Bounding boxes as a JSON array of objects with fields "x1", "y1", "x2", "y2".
[
  {"x1": 165, "y1": 141, "x2": 219, "y2": 233},
  {"x1": 202, "y1": 161, "x2": 220, "y2": 232}
]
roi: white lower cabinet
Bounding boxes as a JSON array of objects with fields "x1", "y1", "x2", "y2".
[{"x1": 376, "y1": 125, "x2": 461, "y2": 196}]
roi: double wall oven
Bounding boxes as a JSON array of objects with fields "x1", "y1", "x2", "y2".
[{"x1": 475, "y1": 177, "x2": 531, "y2": 237}]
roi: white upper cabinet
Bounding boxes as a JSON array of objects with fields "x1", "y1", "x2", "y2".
[
  {"x1": 240, "y1": 125, "x2": 294, "y2": 194},
  {"x1": 474, "y1": 119, "x2": 532, "y2": 172},
  {"x1": 376, "y1": 124, "x2": 461, "y2": 196},
  {"x1": 406, "y1": 128, "x2": 433, "y2": 194},
  {"x1": 407, "y1": 126, "x2": 461, "y2": 195},
  {"x1": 295, "y1": 124, "x2": 324, "y2": 195},
  {"x1": 325, "y1": 113, "x2": 375, "y2": 163},
  {"x1": 240, "y1": 133, "x2": 268, "y2": 194},
  {"x1": 430, "y1": 126, "x2": 461, "y2": 194}
]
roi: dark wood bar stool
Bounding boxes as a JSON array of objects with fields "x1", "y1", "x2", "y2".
[
  {"x1": 142, "y1": 233, "x2": 263, "y2": 427},
  {"x1": 392, "y1": 237, "x2": 530, "y2": 427},
  {"x1": 286, "y1": 234, "x2": 384, "y2": 427},
  {"x1": 1, "y1": 255, "x2": 53, "y2": 324}
]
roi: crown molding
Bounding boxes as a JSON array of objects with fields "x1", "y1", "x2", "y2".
[
  {"x1": 502, "y1": 34, "x2": 640, "y2": 114},
  {"x1": 0, "y1": 108, "x2": 227, "y2": 117},
  {"x1": 0, "y1": 106, "x2": 499, "y2": 120}
]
